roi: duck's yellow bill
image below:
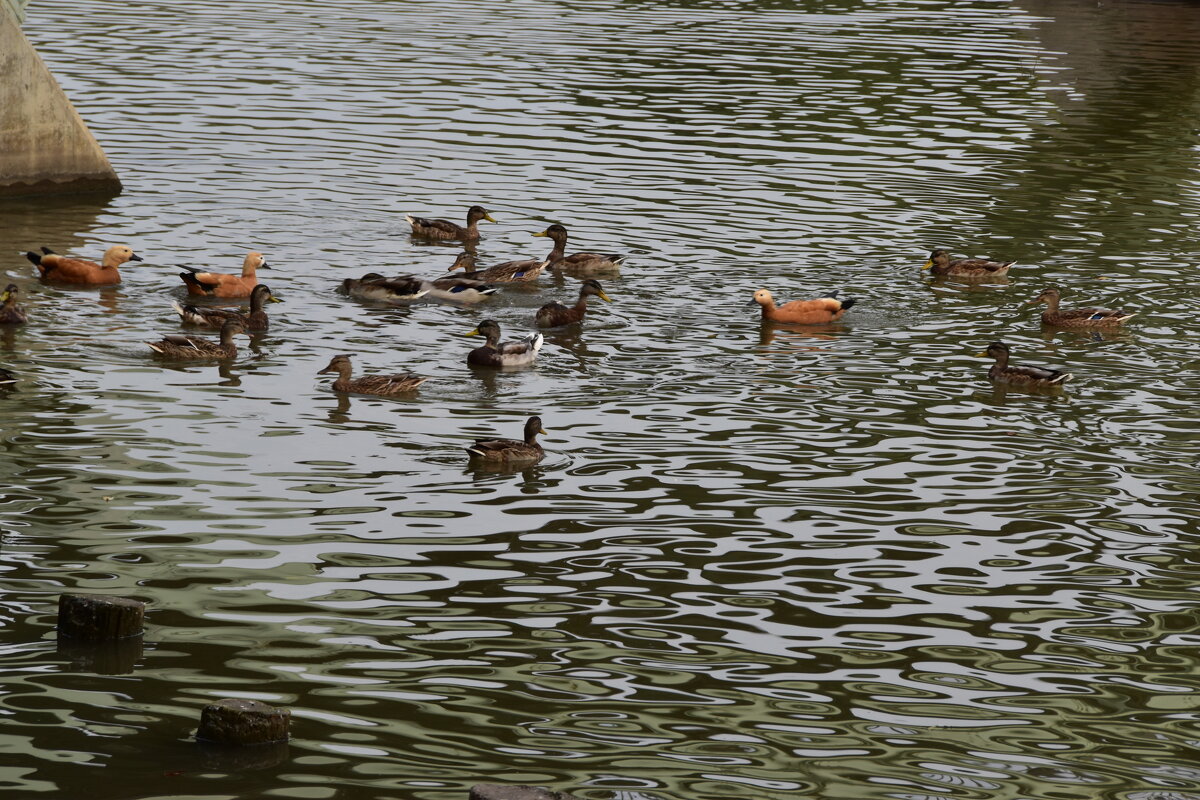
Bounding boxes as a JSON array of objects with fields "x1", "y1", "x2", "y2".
[
  {"x1": 921, "y1": 261, "x2": 932, "y2": 270},
  {"x1": 269, "y1": 296, "x2": 283, "y2": 303},
  {"x1": 975, "y1": 351, "x2": 989, "y2": 357},
  {"x1": 465, "y1": 328, "x2": 480, "y2": 337},
  {"x1": 598, "y1": 291, "x2": 612, "y2": 302},
  {"x1": 483, "y1": 213, "x2": 497, "y2": 223},
  {"x1": 532, "y1": 230, "x2": 548, "y2": 238}
]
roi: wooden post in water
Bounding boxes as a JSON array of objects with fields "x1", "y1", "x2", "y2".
[
  {"x1": 196, "y1": 699, "x2": 291, "y2": 746},
  {"x1": 57, "y1": 594, "x2": 144, "y2": 641}
]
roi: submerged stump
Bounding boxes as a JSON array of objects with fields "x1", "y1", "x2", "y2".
[
  {"x1": 57, "y1": 594, "x2": 144, "y2": 641},
  {"x1": 470, "y1": 786, "x2": 584, "y2": 800},
  {"x1": 196, "y1": 698, "x2": 290, "y2": 745}
]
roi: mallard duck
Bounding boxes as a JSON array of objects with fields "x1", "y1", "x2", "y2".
[
  {"x1": 535, "y1": 279, "x2": 610, "y2": 327},
  {"x1": 406, "y1": 205, "x2": 496, "y2": 240},
  {"x1": 533, "y1": 224, "x2": 626, "y2": 274},
  {"x1": 0, "y1": 284, "x2": 27, "y2": 324},
  {"x1": 172, "y1": 284, "x2": 280, "y2": 330},
  {"x1": 421, "y1": 253, "x2": 501, "y2": 304},
  {"x1": 751, "y1": 289, "x2": 856, "y2": 324},
  {"x1": 466, "y1": 416, "x2": 547, "y2": 465},
  {"x1": 450, "y1": 253, "x2": 548, "y2": 284},
  {"x1": 147, "y1": 319, "x2": 246, "y2": 359},
  {"x1": 0, "y1": 368, "x2": 16, "y2": 385},
  {"x1": 466, "y1": 319, "x2": 544, "y2": 367},
  {"x1": 26, "y1": 245, "x2": 142, "y2": 285},
  {"x1": 923, "y1": 249, "x2": 1014, "y2": 277},
  {"x1": 978, "y1": 341, "x2": 1072, "y2": 386},
  {"x1": 318, "y1": 354, "x2": 427, "y2": 395},
  {"x1": 1025, "y1": 287, "x2": 1134, "y2": 327},
  {"x1": 179, "y1": 252, "x2": 269, "y2": 298},
  {"x1": 339, "y1": 273, "x2": 431, "y2": 304}
]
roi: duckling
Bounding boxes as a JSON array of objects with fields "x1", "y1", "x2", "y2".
[
  {"x1": 318, "y1": 354, "x2": 427, "y2": 395},
  {"x1": 533, "y1": 224, "x2": 626, "y2": 274},
  {"x1": 0, "y1": 368, "x2": 16, "y2": 385},
  {"x1": 179, "y1": 252, "x2": 269, "y2": 298},
  {"x1": 424, "y1": 254, "x2": 501, "y2": 304},
  {"x1": 147, "y1": 319, "x2": 246, "y2": 359},
  {"x1": 923, "y1": 249, "x2": 1014, "y2": 277},
  {"x1": 466, "y1": 319, "x2": 543, "y2": 367},
  {"x1": 450, "y1": 253, "x2": 549, "y2": 284},
  {"x1": 466, "y1": 416, "x2": 547, "y2": 466},
  {"x1": 172, "y1": 284, "x2": 280, "y2": 330},
  {"x1": 339, "y1": 273, "x2": 430, "y2": 304},
  {"x1": 535, "y1": 280, "x2": 611, "y2": 328},
  {"x1": 26, "y1": 245, "x2": 142, "y2": 285},
  {"x1": 1025, "y1": 287, "x2": 1134, "y2": 327},
  {"x1": 978, "y1": 341, "x2": 1071, "y2": 386},
  {"x1": 0, "y1": 284, "x2": 27, "y2": 324},
  {"x1": 751, "y1": 289, "x2": 856, "y2": 324},
  {"x1": 406, "y1": 205, "x2": 496, "y2": 241}
]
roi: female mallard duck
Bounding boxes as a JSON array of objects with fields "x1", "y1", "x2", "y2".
[
  {"x1": 26, "y1": 245, "x2": 142, "y2": 285},
  {"x1": 406, "y1": 205, "x2": 496, "y2": 241},
  {"x1": 535, "y1": 279, "x2": 610, "y2": 327},
  {"x1": 533, "y1": 224, "x2": 626, "y2": 274},
  {"x1": 979, "y1": 341, "x2": 1072, "y2": 386},
  {"x1": 179, "y1": 252, "x2": 269, "y2": 298},
  {"x1": 466, "y1": 416, "x2": 547, "y2": 466},
  {"x1": 147, "y1": 319, "x2": 246, "y2": 359},
  {"x1": 451, "y1": 253, "x2": 548, "y2": 284},
  {"x1": 752, "y1": 289, "x2": 856, "y2": 324},
  {"x1": 318, "y1": 354, "x2": 427, "y2": 395},
  {"x1": 172, "y1": 284, "x2": 280, "y2": 330},
  {"x1": 1025, "y1": 287, "x2": 1134, "y2": 327},
  {"x1": 0, "y1": 284, "x2": 27, "y2": 324},
  {"x1": 923, "y1": 249, "x2": 1014, "y2": 277},
  {"x1": 339, "y1": 273, "x2": 431, "y2": 304},
  {"x1": 466, "y1": 319, "x2": 544, "y2": 367}
]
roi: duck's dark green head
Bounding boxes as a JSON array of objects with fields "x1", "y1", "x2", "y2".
[{"x1": 466, "y1": 319, "x2": 501, "y2": 339}]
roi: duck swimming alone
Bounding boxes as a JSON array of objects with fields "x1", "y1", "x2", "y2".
[
  {"x1": 979, "y1": 341, "x2": 1072, "y2": 386},
  {"x1": 317, "y1": 354, "x2": 427, "y2": 396},
  {"x1": 535, "y1": 279, "x2": 610, "y2": 327},
  {"x1": 922, "y1": 249, "x2": 1014, "y2": 278},
  {"x1": 172, "y1": 284, "x2": 280, "y2": 330},
  {"x1": 1024, "y1": 287, "x2": 1134, "y2": 327},
  {"x1": 466, "y1": 319, "x2": 543, "y2": 367},
  {"x1": 147, "y1": 319, "x2": 247, "y2": 359},
  {"x1": 0, "y1": 284, "x2": 27, "y2": 324},
  {"x1": 751, "y1": 289, "x2": 856, "y2": 324},
  {"x1": 179, "y1": 252, "x2": 269, "y2": 298},
  {"x1": 466, "y1": 415, "x2": 547, "y2": 466},
  {"x1": 406, "y1": 205, "x2": 496, "y2": 241},
  {"x1": 26, "y1": 245, "x2": 142, "y2": 285},
  {"x1": 533, "y1": 224, "x2": 626, "y2": 274}
]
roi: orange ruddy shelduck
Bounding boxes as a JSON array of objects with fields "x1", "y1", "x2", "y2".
[
  {"x1": 26, "y1": 245, "x2": 142, "y2": 285},
  {"x1": 179, "y1": 251, "x2": 269, "y2": 298},
  {"x1": 751, "y1": 289, "x2": 856, "y2": 324}
]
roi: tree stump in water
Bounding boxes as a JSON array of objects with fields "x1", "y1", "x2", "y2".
[
  {"x1": 196, "y1": 699, "x2": 290, "y2": 745},
  {"x1": 57, "y1": 594, "x2": 144, "y2": 641}
]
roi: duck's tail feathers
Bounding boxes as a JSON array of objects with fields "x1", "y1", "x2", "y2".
[
  {"x1": 170, "y1": 299, "x2": 187, "y2": 318},
  {"x1": 178, "y1": 265, "x2": 203, "y2": 274},
  {"x1": 24, "y1": 251, "x2": 42, "y2": 267},
  {"x1": 1051, "y1": 371, "x2": 1072, "y2": 384},
  {"x1": 404, "y1": 214, "x2": 417, "y2": 225},
  {"x1": 526, "y1": 332, "x2": 545, "y2": 353},
  {"x1": 40, "y1": 247, "x2": 56, "y2": 255},
  {"x1": 838, "y1": 297, "x2": 857, "y2": 311},
  {"x1": 820, "y1": 290, "x2": 840, "y2": 299},
  {"x1": 610, "y1": 254, "x2": 627, "y2": 265}
]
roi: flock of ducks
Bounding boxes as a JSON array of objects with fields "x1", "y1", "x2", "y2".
[{"x1": 1, "y1": 220, "x2": 1137, "y2": 465}]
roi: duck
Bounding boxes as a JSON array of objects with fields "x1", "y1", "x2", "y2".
[
  {"x1": 535, "y1": 279, "x2": 611, "y2": 328},
  {"x1": 751, "y1": 289, "x2": 856, "y2": 324},
  {"x1": 0, "y1": 284, "x2": 27, "y2": 324},
  {"x1": 318, "y1": 354, "x2": 427, "y2": 395},
  {"x1": 466, "y1": 319, "x2": 543, "y2": 367},
  {"x1": 25, "y1": 245, "x2": 142, "y2": 285},
  {"x1": 147, "y1": 319, "x2": 246, "y2": 359},
  {"x1": 533, "y1": 224, "x2": 626, "y2": 274},
  {"x1": 466, "y1": 416, "x2": 547, "y2": 466},
  {"x1": 339, "y1": 273, "x2": 431, "y2": 304},
  {"x1": 420, "y1": 253, "x2": 501, "y2": 304},
  {"x1": 0, "y1": 368, "x2": 16, "y2": 385},
  {"x1": 179, "y1": 252, "x2": 269, "y2": 298},
  {"x1": 450, "y1": 253, "x2": 548, "y2": 284},
  {"x1": 172, "y1": 284, "x2": 280, "y2": 330},
  {"x1": 1024, "y1": 287, "x2": 1134, "y2": 327},
  {"x1": 922, "y1": 249, "x2": 1014, "y2": 277},
  {"x1": 978, "y1": 341, "x2": 1072, "y2": 386},
  {"x1": 406, "y1": 205, "x2": 496, "y2": 241}
]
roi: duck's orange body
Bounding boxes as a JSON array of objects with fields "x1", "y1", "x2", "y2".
[
  {"x1": 752, "y1": 289, "x2": 855, "y2": 324},
  {"x1": 26, "y1": 245, "x2": 141, "y2": 285},
  {"x1": 180, "y1": 252, "x2": 268, "y2": 298}
]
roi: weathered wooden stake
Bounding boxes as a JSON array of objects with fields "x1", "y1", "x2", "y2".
[
  {"x1": 196, "y1": 698, "x2": 290, "y2": 745},
  {"x1": 57, "y1": 594, "x2": 144, "y2": 641},
  {"x1": 470, "y1": 786, "x2": 584, "y2": 800}
]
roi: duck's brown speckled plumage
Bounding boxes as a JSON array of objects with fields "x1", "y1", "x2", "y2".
[
  {"x1": 0, "y1": 284, "x2": 27, "y2": 324},
  {"x1": 173, "y1": 284, "x2": 280, "y2": 330},
  {"x1": 466, "y1": 319, "x2": 543, "y2": 367},
  {"x1": 980, "y1": 341, "x2": 1072, "y2": 386},
  {"x1": 533, "y1": 224, "x2": 626, "y2": 274},
  {"x1": 452, "y1": 254, "x2": 548, "y2": 284},
  {"x1": 318, "y1": 354, "x2": 427, "y2": 396},
  {"x1": 1025, "y1": 288, "x2": 1134, "y2": 327},
  {"x1": 535, "y1": 279, "x2": 610, "y2": 328},
  {"x1": 466, "y1": 416, "x2": 547, "y2": 465},
  {"x1": 147, "y1": 319, "x2": 246, "y2": 359},
  {"x1": 923, "y1": 249, "x2": 1014, "y2": 277},
  {"x1": 406, "y1": 205, "x2": 495, "y2": 241}
]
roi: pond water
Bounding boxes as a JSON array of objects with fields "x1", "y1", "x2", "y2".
[{"x1": 2, "y1": 0, "x2": 1200, "y2": 798}]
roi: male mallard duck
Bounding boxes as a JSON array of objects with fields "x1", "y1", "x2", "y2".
[
  {"x1": 535, "y1": 279, "x2": 611, "y2": 328},
  {"x1": 26, "y1": 245, "x2": 142, "y2": 285},
  {"x1": 339, "y1": 273, "x2": 431, "y2": 304},
  {"x1": 318, "y1": 354, "x2": 427, "y2": 395},
  {"x1": 179, "y1": 252, "x2": 269, "y2": 298},
  {"x1": 0, "y1": 368, "x2": 16, "y2": 385},
  {"x1": 922, "y1": 249, "x2": 1014, "y2": 277},
  {"x1": 466, "y1": 416, "x2": 547, "y2": 466},
  {"x1": 533, "y1": 224, "x2": 626, "y2": 274},
  {"x1": 147, "y1": 319, "x2": 246, "y2": 359},
  {"x1": 1025, "y1": 287, "x2": 1134, "y2": 327},
  {"x1": 172, "y1": 284, "x2": 280, "y2": 330},
  {"x1": 422, "y1": 253, "x2": 501, "y2": 304},
  {"x1": 978, "y1": 341, "x2": 1071, "y2": 386},
  {"x1": 406, "y1": 205, "x2": 496, "y2": 241},
  {"x1": 751, "y1": 289, "x2": 856, "y2": 324},
  {"x1": 466, "y1": 319, "x2": 543, "y2": 367},
  {"x1": 450, "y1": 253, "x2": 548, "y2": 284},
  {"x1": 0, "y1": 284, "x2": 27, "y2": 324}
]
